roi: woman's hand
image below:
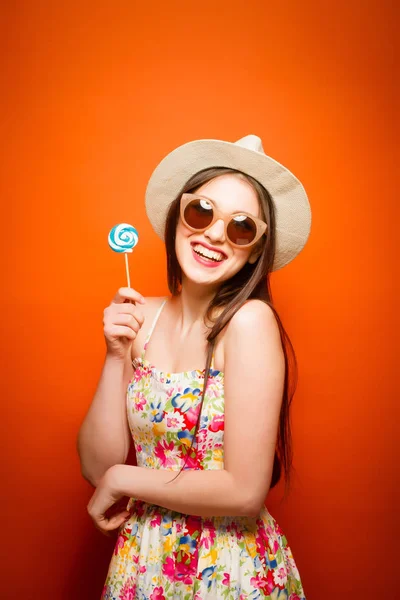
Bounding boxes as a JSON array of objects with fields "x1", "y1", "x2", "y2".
[
  {"x1": 87, "y1": 465, "x2": 130, "y2": 535},
  {"x1": 103, "y1": 287, "x2": 146, "y2": 360}
]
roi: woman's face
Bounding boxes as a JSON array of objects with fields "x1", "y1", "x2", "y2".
[{"x1": 175, "y1": 173, "x2": 263, "y2": 289}]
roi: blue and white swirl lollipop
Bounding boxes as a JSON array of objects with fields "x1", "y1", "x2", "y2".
[{"x1": 108, "y1": 223, "x2": 139, "y2": 288}]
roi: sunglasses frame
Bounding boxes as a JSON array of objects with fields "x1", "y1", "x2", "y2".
[{"x1": 180, "y1": 193, "x2": 268, "y2": 249}]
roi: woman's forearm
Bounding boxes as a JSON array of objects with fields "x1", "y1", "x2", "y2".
[
  {"x1": 113, "y1": 464, "x2": 262, "y2": 518},
  {"x1": 77, "y1": 353, "x2": 132, "y2": 486}
]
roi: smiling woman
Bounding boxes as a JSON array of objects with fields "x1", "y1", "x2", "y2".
[
  {"x1": 169, "y1": 171, "x2": 271, "y2": 296},
  {"x1": 77, "y1": 134, "x2": 312, "y2": 599},
  {"x1": 177, "y1": 181, "x2": 267, "y2": 276}
]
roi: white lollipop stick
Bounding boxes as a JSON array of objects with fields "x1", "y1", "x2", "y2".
[{"x1": 125, "y1": 253, "x2": 131, "y2": 288}]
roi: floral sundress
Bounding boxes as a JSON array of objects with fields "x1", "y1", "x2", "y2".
[{"x1": 101, "y1": 298, "x2": 306, "y2": 600}]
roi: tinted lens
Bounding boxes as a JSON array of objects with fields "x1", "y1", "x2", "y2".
[
  {"x1": 227, "y1": 215, "x2": 257, "y2": 245},
  {"x1": 183, "y1": 198, "x2": 214, "y2": 230}
]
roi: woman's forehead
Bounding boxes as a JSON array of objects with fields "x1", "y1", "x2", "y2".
[{"x1": 195, "y1": 174, "x2": 260, "y2": 214}]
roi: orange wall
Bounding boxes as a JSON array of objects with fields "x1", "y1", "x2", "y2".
[{"x1": 1, "y1": 1, "x2": 396, "y2": 598}]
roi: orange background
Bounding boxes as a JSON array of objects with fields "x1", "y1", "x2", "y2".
[{"x1": 1, "y1": 1, "x2": 397, "y2": 598}]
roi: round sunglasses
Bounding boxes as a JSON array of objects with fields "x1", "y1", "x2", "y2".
[{"x1": 180, "y1": 193, "x2": 267, "y2": 248}]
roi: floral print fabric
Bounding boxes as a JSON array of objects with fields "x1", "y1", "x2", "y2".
[{"x1": 101, "y1": 299, "x2": 306, "y2": 599}]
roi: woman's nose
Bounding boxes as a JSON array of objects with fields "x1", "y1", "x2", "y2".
[{"x1": 204, "y1": 218, "x2": 226, "y2": 243}]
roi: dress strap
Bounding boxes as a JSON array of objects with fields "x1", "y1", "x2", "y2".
[
  {"x1": 210, "y1": 342, "x2": 216, "y2": 371},
  {"x1": 142, "y1": 298, "x2": 168, "y2": 360}
]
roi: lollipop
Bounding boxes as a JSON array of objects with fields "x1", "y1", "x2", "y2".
[{"x1": 108, "y1": 223, "x2": 139, "y2": 288}]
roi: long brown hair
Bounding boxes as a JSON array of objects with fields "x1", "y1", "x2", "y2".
[{"x1": 164, "y1": 167, "x2": 298, "y2": 496}]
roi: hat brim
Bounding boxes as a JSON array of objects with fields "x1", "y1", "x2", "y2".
[{"x1": 145, "y1": 139, "x2": 311, "y2": 271}]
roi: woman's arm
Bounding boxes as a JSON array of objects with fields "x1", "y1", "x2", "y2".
[
  {"x1": 77, "y1": 287, "x2": 147, "y2": 487},
  {"x1": 106, "y1": 300, "x2": 285, "y2": 518},
  {"x1": 77, "y1": 353, "x2": 133, "y2": 487}
]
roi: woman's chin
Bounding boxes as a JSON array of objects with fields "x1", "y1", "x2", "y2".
[
  {"x1": 181, "y1": 262, "x2": 225, "y2": 287},
  {"x1": 182, "y1": 271, "x2": 219, "y2": 286},
  {"x1": 177, "y1": 249, "x2": 241, "y2": 288}
]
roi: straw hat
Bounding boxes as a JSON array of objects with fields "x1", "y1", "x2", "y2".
[{"x1": 145, "y1": 134, "x2": 311, "y2": 271}]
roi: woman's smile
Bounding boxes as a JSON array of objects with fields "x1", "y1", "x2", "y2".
[{"x1": 190, "y1": 241, "x2": 228, "y2": 268}]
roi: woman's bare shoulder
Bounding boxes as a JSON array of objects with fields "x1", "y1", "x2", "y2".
[
  {"x1": 219, "y1": 300, "x2": 281, "y2": 366},
  {"x1": 228, "y1": 299, "x2": 279, "y2": 341},
  {"x1": 232, "y1": 298, "x2": 275, "y2": 324}
]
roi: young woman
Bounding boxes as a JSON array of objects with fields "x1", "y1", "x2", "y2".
[{"x1": 77, "y1": 134, "x2": 311, "y2": 599}]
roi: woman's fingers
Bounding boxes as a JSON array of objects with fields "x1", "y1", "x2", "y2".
[
  {"x1": 112, "y1": 287, "x2": 146, "y2": 305},
  {"x1": 103, "y1": 307, "x2": 144, "y2": 337},
  {"x1": 103, "y1": 289, "x2": 146, "y2": 359},
  {"x1": 92, "y1": 511, "x2": 131, "y2": 535}
]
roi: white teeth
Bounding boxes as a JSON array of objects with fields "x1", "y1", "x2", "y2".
[{"x1": 193, "y1": 243, "x2": 224, "y2": 262}]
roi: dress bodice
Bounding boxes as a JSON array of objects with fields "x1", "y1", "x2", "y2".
[{"x1": 127, "y1": 298, "x2": 225, "y2": 471}]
